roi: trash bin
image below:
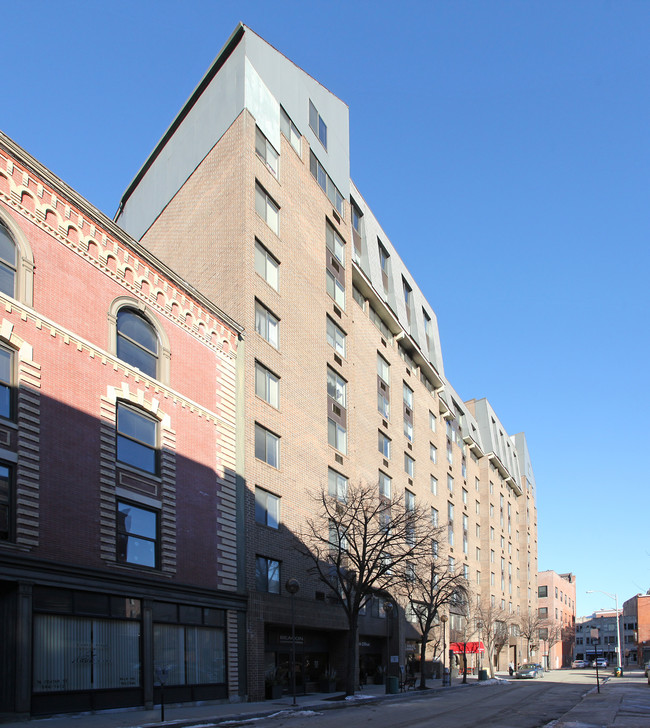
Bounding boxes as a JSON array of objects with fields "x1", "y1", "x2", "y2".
[
  {"x1": 478, "y1": 669, "x2": 489, "y2": 681},
  {"x1": 614, "y1": 667, "x2": 622, "y2": 677},
  {"x1": 442, "y1": 668, "x2": 451, "y2": 686},
  {"x1": 387, "y1": 676, "x2": 399, "y2": 694}
]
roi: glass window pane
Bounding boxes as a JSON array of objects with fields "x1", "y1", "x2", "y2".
[
  {"x1": 125, "y1": 536, "x2": 156, "y2": 567},
  {"x1": 117, "y1": 310, "x2": 157, "y2": 352},
  {"x1": 0, "y1": 263, "x2": 15, "y2": 297},
  {"x1": 0, "y1": 226, "x2": 16, "y2": 266},
  {"x1": 119, "y1": 503, "x2": 157, "y2": 538},
  {"x1": 118, "y1": 406, "x2": 156, "y2": 446},
  {"x1": 117, "y1": 435, "x2": 155, "y2": 472},
  {"x1": 117, "y1": 337, "x2": 157, "y2": 378}
]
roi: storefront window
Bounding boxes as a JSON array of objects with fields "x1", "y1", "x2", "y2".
[
  {"x1": 154, "y1": 624, "x2": 225, "y2": 685},
  {"x1": 33, "y1": 615, "x2": 141, "y2": 692}
]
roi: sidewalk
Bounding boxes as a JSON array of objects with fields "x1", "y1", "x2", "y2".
[
  {"x1": 553, "y1": 669, "x2": 650, "y2": 727},
  {"x1": 3, "y1": 670, "x2": 649, "y2": 728}
]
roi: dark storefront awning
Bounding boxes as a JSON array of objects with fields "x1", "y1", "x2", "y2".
[{"x1": 450, "y1": 641, "x2": 485, "y2": 654}]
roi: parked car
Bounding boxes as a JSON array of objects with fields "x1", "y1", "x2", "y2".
[
  {"x1": 591, "y1": 658, "x2": 608, "y2": 668},
  {"x1": 515, "y1": 663, "x2": 544, "y2": 679},
  {"x1": 572, "y1": 659, "x2": 588, "y2": 668},
  {"x1": 644, "y1": 661, "x2": 650, "y2": 677}
]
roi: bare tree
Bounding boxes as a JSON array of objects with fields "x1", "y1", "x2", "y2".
[
  {"x1": 448, "y1": 593, "x2": 478, "y2": 684},
  {"x1": 542, "y1": 621, "x2": 563, "y2": 668},
  {"x1": 299, "y1": 482, "x2": 436, "y2": 695},
  {"x1": 402, "y1": 555, "x2": 469, "y2": 688},
  {"x1": 475, "y1": 600, "x2": 514, "y2": 676},
  {"x1": 519, "y1": 609, "x2": 545, "y2": 662}
]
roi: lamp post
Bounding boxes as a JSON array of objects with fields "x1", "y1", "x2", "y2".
[
  {"x1": 286, "y1": 578, "x2": 300, "y2": 706},
  {"x1": 384, "y1": 600, "x2": 394, "y2": 694},
  {"x1": 441, "y1": 613, "x2": 449, "y2": 686},
  {"x1": 587, "y1": 589, "x2": 622, "y2": 671}
]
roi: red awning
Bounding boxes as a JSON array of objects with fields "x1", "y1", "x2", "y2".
[{"x1": 449, "y1": 641, "x2": 485, "y2": 654}]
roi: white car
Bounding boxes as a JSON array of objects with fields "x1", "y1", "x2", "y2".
[
  {"x1": 591, "y1": 658, "x2": 608, "y2": 668},
  {"x1": 572, "y1": 659, "x2": 588, "y2": 669}
]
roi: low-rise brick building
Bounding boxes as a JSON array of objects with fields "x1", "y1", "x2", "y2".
[{"x1": 0, "y1": 132, "x2": 245, "y2": 719}]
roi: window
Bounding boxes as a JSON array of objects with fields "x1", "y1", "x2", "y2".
[
  {"x1": 448, "y1": 556, "x2": 455, "y2": 573},
  {"x1": 327, "y1": 368, "x2": 347, "y2": 408},
  {"x1": 117, "y1": 501, "x2": 158, "y2": 568},
  {"x1": 402, "y1": 277, "x2": 413, "y2": 328},
  {"x1": 447, "y1": 475, "x2": 454, "y2": 493},
  {"x1": 405, "y1": 489, "x2": 415, "y2": 512},
  {"x1": 490, "y1": 526, "x2": 495, "y2": 541},
  {"x1": 351, "y1": 201, "x2": 363, "y2": 264},
  {"x1": 255, "y1": 183, "x2": 279, "y2": 235},
  {"x1": 255, "y1": 487, "x2": 279, "y2": 528},
  {"x1": 116, "y1": 403, "x2": 157, "y2": 474},
  {"x1": 475, "y1": 524, "x2": 480, "y2": 538},
  {"x1": 378, "y1": 430, "x2": 391, "y2": 459},
  {"x1": 255, "y1": 301, "x2": 279, "y2": 348},
  {"x1": 352, "y1": 284, "x2": 365, "y2": 308},
  {"x1": 462, "y1": 488, "x2": 468, "y2": 504},
  {"x1": 404, "y1": 453, "x2": 415, "y2": 477},
  {"x1": 430, "y1": 475, "x2": 438, "y2": 495},
  {"x1": 423, "y1": 309, "x2": 433, "y2": 354},
  {"x1": 379, "y1": 471, "x2": 391, "y2": 499},
  {"x1": 403, "y1": 383, "x2": 413, "y2": 441},
  {"x1": 475, "y1": 477, "x2": 480, "y2": 492},
  {"x1": 0, "y1": 347, "x2": 12, "y2": 419},
  {"x1": 432, "y1": 539, "x2": 439, "y2": 558},
  {"x1": 463, "y1": 564, "x2": 469, "y2": 580},
  {"x1": 430, "y1": 443, "x2": 437, "y2": 464},
  {"x1": 0, "y1": 223, "x2": 16, "y2": 297},
  {"x1": 255, "y1": 361, "x2": 279, "y2": 408},
  {"x1": 326, "y1": 316, "x2": 346, "y2": 357},
  {"x1": 309, "y1": 99, "x2": 328, "y2": 149},
  {"x1": 255, "y1": 424, "x2": 280, "y2": 468},
  {"x1": 328, "y1": 418, "x2": 347, "y2": 454},
  {"x1": 310, "y1": 152, "x2": 344, "y2": 214},
  {"x1": 431, "y1": 507, "x2": 439, "y2": 527},
  {"x1": 429, "y1": 411, "x2": 436, "y2": 432},
  {"x1": 116, "y1": 308, "x2": 158, "y2": 378},
  {"x1": 476, "y1": 500, "x2": 480, "y2": 514},
  {"x1": 280, "y1": 106, "x2": 301, "y2": 155},
  {"x1": 448, "y1": 501, "x2": 454, "y2": 523},
  {"x1": 256, "y1": 556, "x2": 280, "y2": 593},
  {"x1": 254, "y1": 240, "x2": 279, "y2": 290},
  {"x1": 326, "y1": 269, "x2": 345, "y2": 309},
  {"x1": 328, "y1": 468, "x2": 348, "y2": 502},
  {"x1": 255, "y1": 126, "x2": 279, "y2": 177},
  {"x1": 326, "y1": 225, "x2": 345, "y2": 266},
  {"x1": 538, "y1": 607, "x2": 548, "y2": 618},
  {"x1": 0, "y1": 463, "x2": 12, "y2": 540},
  {"x1": 447, "y1": 439, "x2": 453, "y2": 465},
  {"x1": 378, "y1": 241, "x2": 390, "y2": 295},
  {"x1": 377, "y1": 354, "x2": 390, "y2": 418},
  {"x1": 476, "y1": 547, "x2": 481, "y2": 560}
]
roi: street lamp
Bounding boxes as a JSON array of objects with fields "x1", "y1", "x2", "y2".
[
  {"x1": 441, "y1": 613, "x2": 449, "y2": 686},
  {"x1": 586, "y1": 589, "x2": 622, "y2": 671},
  {"x1": 384, "y1": 600, "x2": 394, "y2": 694},
  {"x1": 286, "y1": 578, "x2": 300, "y2": 706}
]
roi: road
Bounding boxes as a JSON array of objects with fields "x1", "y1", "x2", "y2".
[{"x1": 222, "y1": 670, "x2": 601, "y2": 728}]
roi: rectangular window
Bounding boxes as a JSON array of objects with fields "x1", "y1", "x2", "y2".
[
  {"x1": 153, "y1": 623, "x2": 225, "y2": 687},
  {"x1": 255, "y1": 126, "x2": 279, "y2": 177},
  {"x1": 280, "y1": 106, "x2": 301, "y2": 155},
  {"x1": 448, "y1": 501, "x2": 454, "y2": 522},
  {"x1": 255, "y1": 487, "x2": 280, "y2": 529},
  {"x1": 538, "y1": 585, "x2": 548, "y2": 598},
  {"x1": 326, "y1": 224, "x2": 345, "y2": 266},
  {"x1": 379, "y1": 471, "x2": 391, "y2": 499},
  {"x1": 328, "y1": 468, "x2": 348, "y2": 502},
  {"x1": 377, "y1": 354, "x2": 390, "y2": 418},
  {"x1": 351, "y1": 201, "x2": 363, "y2": 264},
  {"x1": 254, "y1": 240, "x2": 279, "y2": 290},
  {"x1": 352, "y1": 284, "x2": 365, "y2": 309},
  {"x1": 430, "y1": 475, "x2": 438, "y2": 495},
  {"x1": 256, "y1": 556, "x2": 280, "y2": 593},
  {"x1": 404, "y1": 453, "x2": 415, "y2": 477},
  {"x1": 117, "y1": 501, "x2": 158, "y2": 568},
  {"x1": 378, "y1": 241, "x2": 390, "y2": 295},
  {"x1": 476, "y1": 500, "x2": 480, "y2": 514},
  {"x1": 327, "y1": 368, "x2": 347, "y2": 408},
  {"x1": 402, "y1": 277, "x2": 413, "y2": 328},
  {"x1": 255, "y1": 182, "x2": 279, "y2": 235},
  {"x1": 432, "y1": 539, "x2": 439, "y2": 558},
  {"x1": 255, "y1": 361, "x2": 279, "y2": 408},
  {"x1": 430, "y1": 443, "x2": 437, "y2": 464},
  {"x1": 423, "y1": 309, "x2": 433, "y2": 354},
  {"x1": 403, "y1": 382, "x2": 413, "y2": 442},
  {"x1": 462, "y1": 488, "x2": 468, "y2": 504},
  {"x1": 255, "y1": 423, "x2": 280, "y2": 468},
  {"x1": 0, "y1": 463, "x2": 12, "y2": 540},
  {"x1": 447, "y1": 474, "x2": 454, "y2": 493},
  {"x1": 378, "y1": 430, "x2": 391, "y2": 459},
  {"x1": 369, "y1": 305, "x2": 392, "y2": 340},
  {"x1": 309, "y1": 99, "x2": 328, "y2": 149},
  {"x1": 116, "y1": 403, "x2": 157, "y2": 474},
  {"x1": 310, "y1": 152, "x2": 343, "y2": 214},
  {"x1": 328, "y1": 418, "x2": 347, "y2": 454},
  {"x1": 429, "y1": 411, "x2": 436, "y2": 432},
  {"x1": 0, "y1": 346, "x2": 12, "y2": 419},
  {"x1": 405, "y1": 489, "x2": 415, "y2": 512},
  {"x1": 326, "y1": 316, "x2": 346, "y2": 357},
  {"x1": 326, "y1": 269, "x2": 345, "y2": 308},
  {"x1": 431, "y1": 507, "x2": 439, "y2": 527},
  {"x1": 538, "y1": 607, "x2": 548, "y2": 618},
  {"x1": 447, "y1": 439, "x2": 453, "y2": 465},
  {"x1": 255, "y1": 300, "x2": 279, "y2": 349}
]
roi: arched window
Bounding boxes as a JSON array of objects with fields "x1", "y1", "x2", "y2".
[
  {"x1": 0, "y1": 223, "x2": 17, "y2": 298},
  {"x1": 116, "y1": 308, "x2": 158, "y2": 378}
]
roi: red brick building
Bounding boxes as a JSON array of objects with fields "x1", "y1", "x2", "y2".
[
  {"x1": 537, "y1": 571, "x2": 576, "y2": 669},
  {"x1": 623, "y1": 592, "x2": 650, "y2": 666},
  {"x1": 0, "y1": 132, "x2": 245, "y2": 718}
]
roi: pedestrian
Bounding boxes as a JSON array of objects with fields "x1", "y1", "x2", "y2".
[{"x1": 508, "y1": 661, "x2": 514, "y2": 676}]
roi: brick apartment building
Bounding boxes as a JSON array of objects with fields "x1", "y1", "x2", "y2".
[
  {"x1": 537, "y1": 571, "x2": 576, "y2": 668},
  {"x1": 115, "y1": 24, "x2": 539, "y2": 699},
  {"x1": 623, "y1": 592, "x2": 650, "y2": 666},
  {"x1": 0, "y1": 132, "x2": 245, "y2": 718}
]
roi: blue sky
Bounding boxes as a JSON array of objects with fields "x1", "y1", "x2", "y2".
[{"x1": 3, "y1": 1, "x2": 649, "y2": 618}]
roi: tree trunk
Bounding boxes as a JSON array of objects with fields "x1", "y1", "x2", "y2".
[
  {"x1": 345, "y1": 620, "x2": 359, "y2": 696},
  {"x1": 462, "y1": 649, "x2": 467, "y2": 684},
  {"x1": 418, "y1": 640, "x2": 427, "y2": 689}
]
